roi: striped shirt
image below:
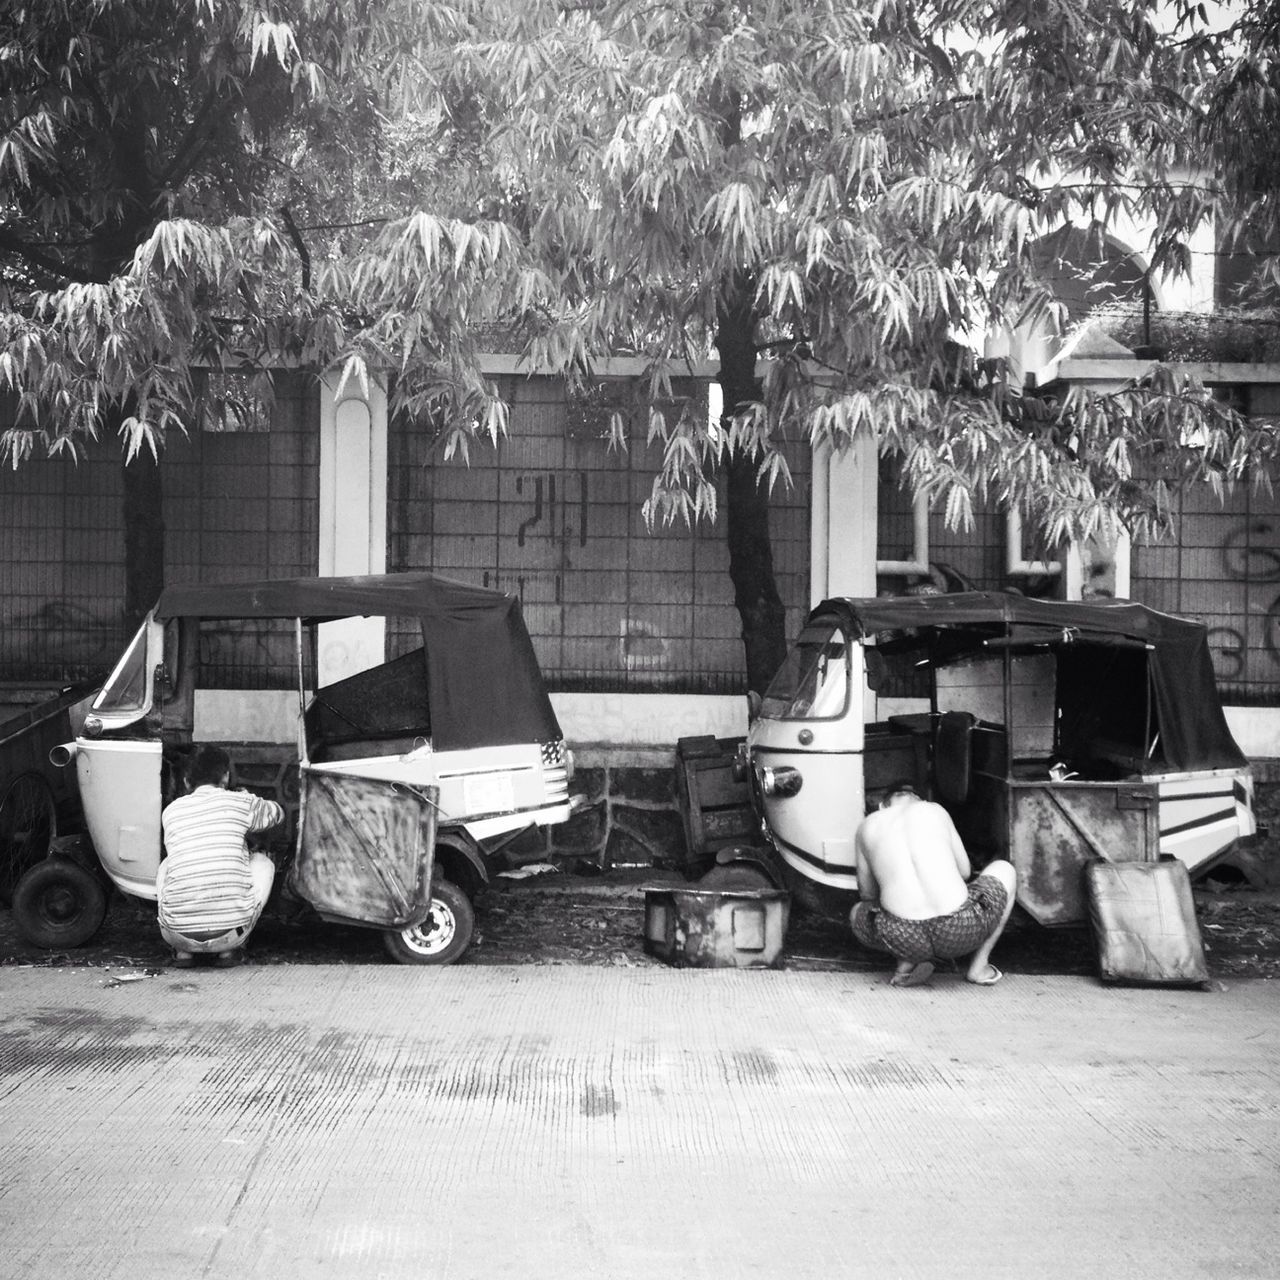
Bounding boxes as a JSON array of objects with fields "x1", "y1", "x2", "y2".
[{"x1": 159, "y1": 786, "x2": 284, "y2": 936}]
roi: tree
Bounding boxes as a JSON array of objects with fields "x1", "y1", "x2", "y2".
[
  {"x1": 1198, "y1": 0, "x2": 1280, "y2": 299},
  {"x1": 0, "y1": 0, "x2": 435, "y2": 624},
  {"x1": 326, "y1": 0, "x2": 1278, "y2": 690},
  {"x1": 5, "y1": 1, "x2": 1278, "y2": 692}
]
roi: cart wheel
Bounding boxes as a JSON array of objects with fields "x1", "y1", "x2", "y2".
[
  {"x1": 383, "y1": 877, "x2": 475, "y2": 965},
  {"x1": 11, "y1": 859, "x2": 108, "y2": 949},
  {"x1": 0, "y1": 772, "x2": 57, "y2": 908}
]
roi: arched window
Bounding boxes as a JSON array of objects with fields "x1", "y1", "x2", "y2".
[{"x1": 1030, "y1": 224, "x2": 1149, "y2": 327}]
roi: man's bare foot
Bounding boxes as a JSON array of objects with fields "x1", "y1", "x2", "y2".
[
  {"x1": 890, "y1": 961, "x2": 934, "y2": 988},
  {"x1": 966, "y1": 963, "x2": 1003, "y2": 986}
]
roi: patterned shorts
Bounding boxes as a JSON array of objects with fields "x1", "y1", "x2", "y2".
[{"x1": 851, "y1": 874, "x2": 1009, "y2": 964}]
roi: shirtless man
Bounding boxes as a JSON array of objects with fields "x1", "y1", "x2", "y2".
[{"x1": 850, "y1": 782, "x2": 1016, "y2": 988}]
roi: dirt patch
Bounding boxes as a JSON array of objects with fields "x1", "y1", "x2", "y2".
[
  {"x1": 2, "y1": 867, "x2": 1279, "y2": 978},
  {"x1": 1195, "y1": 887, "x2": 1280, "y2": 978}
]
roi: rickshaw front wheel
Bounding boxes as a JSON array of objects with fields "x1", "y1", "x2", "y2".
[{"x1": 383, "y1": 876, "x2": 475, "y2": 965}]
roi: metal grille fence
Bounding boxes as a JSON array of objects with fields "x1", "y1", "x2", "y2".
[
  {"x1": 880, "y1": 448, "x2": 1280, "y2": 706},
  {"x1": 1132, "y1": 479, "x2": 1280, "y2": 705},
  {"x1": 387, "y1": 375, "x2": 812, "y2": 694},
  {"x1": 0, "y1": 372, "x2": 318, "y2": 687}
]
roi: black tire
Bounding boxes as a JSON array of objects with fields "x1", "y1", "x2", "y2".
[
  {"x1": 382, "y1": 877, "x2": 475, "y2": 966},
  {"x1": 11, "y1": 859, "x2": 108, "y2": 949},
  {"x1": 0, "y1": 772, "x2": 57, "y2": 908}
]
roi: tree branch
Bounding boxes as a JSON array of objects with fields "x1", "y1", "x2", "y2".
[
  {"x1": 279, "y1": 204, "x2": 312, "y2": 292},
  {"x1": 158, "y1": 84, "x2": 230, "y2": 191},
  {"x1": 0, "y1": 224, "x2": 109, "y2": 284}
]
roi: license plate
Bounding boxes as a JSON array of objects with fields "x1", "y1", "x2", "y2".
[{"x1": 462, "y1": 772, "x2": 516, "y2": 814}]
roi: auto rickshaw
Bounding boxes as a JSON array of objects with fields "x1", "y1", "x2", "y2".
[
  {"x1": 743, "y1": 592, "x2": 1257, "y2": 925},
  {"x1": 11, "y1": 572, "x2": 578, "y2": 963}
]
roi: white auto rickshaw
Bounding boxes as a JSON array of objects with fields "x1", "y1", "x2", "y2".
[
  {"x1": 743, "y1": 592, "x2": 1257, "y2": 925},
  {"x1": 12, "y1": 572, "x2": 577, "y2": 963}
]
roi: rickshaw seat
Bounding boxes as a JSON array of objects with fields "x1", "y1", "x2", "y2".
[{"x1": 934, "y1": 711, "x2": 975, "y2": 805}]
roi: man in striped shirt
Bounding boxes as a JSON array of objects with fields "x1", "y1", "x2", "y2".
[{"x1": 158, "y1": 745, "x2": 284, "y2": 968}]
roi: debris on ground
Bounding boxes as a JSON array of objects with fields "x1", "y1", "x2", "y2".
[
  {"x1": 101, "y1": 968, "x2": 164, "y2": 988},
  {"x1": 3, "y1": 866, "x2": 1280, "y2": 977},
  {"x1": 495, "y1": 863, "x2": 560, "y2": 880}
]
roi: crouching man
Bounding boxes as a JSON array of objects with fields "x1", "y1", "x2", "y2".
[
  {"x1": 850, "y1": 781, "x2": 1016, "y2": 988},
  {"x1": 157, "y1": 745, "x2": 284, "y2": 969}
]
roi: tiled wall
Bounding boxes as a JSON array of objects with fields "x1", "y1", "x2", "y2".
[
  {"x1": 388, "y1": 375, "x2": 812, "y2": 695},
  {"x1": 0, "y1": 372, "x2": 318, "y2": 685},
  {"x1": 1131, "y1": 471, "x2": 1280, "y2": 706}
]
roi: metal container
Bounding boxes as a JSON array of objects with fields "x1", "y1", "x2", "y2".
[{"x1": 643, "y1": 886, "x2": 790, "y2": 969}]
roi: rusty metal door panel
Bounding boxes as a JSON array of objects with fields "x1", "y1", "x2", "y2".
[
  {"x1": 292, "y1": 772, "x2": 438, "y2": 929},
  {"x1": 1010, "y1": 781, "x2": 1159, "y2": 927}
]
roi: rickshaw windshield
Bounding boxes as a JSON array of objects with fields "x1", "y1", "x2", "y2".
[
  {"x1": 761, "y1": 621, "x2": 850, "y2": 719},
  {"x1": 93, "y1": 621, "x2": 150, "y2": 715}
]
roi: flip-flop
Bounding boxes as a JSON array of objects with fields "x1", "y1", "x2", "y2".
[
  {"x1": 967, "y1": 964, "x2": 1003, "y2": 986},
  {"x1": 890, "y1": 961, "x2": 935, "y2": 988}
]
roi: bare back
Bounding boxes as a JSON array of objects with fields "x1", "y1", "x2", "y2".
[{"x1": 855, "y1": 796, "x2": 970, "y2": 920}]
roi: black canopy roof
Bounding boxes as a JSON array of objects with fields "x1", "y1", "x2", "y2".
[
  {"x1": 156, "y1": 572, "x2": 513, "y2": 624},
  {"x1": 810, "y1": 592, "x2": 1246, "y2": 772},
  {"x1": 155, "y1": 573, "x2": 561, "y2": 752}
]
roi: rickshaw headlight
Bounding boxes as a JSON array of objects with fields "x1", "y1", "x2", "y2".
[
  {"x1": 82, "y1": 715, "x2": 104, "y2": 738},
  {"x1": 760, "y1": 765, "x2": 803, "y2": 798}
]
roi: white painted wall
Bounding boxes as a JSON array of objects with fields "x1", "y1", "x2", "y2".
[
  {"x1": 1225, "y1": 708, "x2": 1280, "y2": 761},
  {"x1": 552, "y1": 692, "x2": 748, "y2": 747},
  {"x1": 810, "y1": 436, "x2": 878, "y2": 607},
  {"x1": 192, "y1": 689, "x2": 750, "y2": 750}
]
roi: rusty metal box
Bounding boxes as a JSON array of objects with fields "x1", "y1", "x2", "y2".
[
  {"x1": 643, "y1": 886, "x2": 790, "y2": 968},
  {"x1": 675, "y1": 736, "x2": 755, "y2": 872}
]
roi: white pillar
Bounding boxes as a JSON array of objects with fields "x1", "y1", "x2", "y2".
[
  {"x1": 1065, "y1": 527, "x2": 1131, "y2": 600},
  {"x1": 812, "y1": 434, "x2": 878, "y2": 603},
  {"x1": 317, "y1": 376, "x2": 388, "y2": 685}
]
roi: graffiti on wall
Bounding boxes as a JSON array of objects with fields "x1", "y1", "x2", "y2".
[
  {"x1": 514, "y1": 471, "x2": 589, "y2": 549},
  {"x1": 1206, "y1": 518, "x2": 1280, "y2": 685},
  {"x1": 619, "y1": 619, "x2": 671, "y2": 672},
  {"x1": 389, "y1": 432, "x2": 814, "y2": 694},
  {"x1": 499, "y1": 470, "x2": 681, "y2": 678}
]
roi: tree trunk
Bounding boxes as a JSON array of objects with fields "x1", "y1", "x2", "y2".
[
  {"x1": 121, "y1": 446, "x2": 165, "y2": 631},
  {"x1": 716, "y1": 286, "x2": 787, "y2": 696},
  {"x1": 92, "y1": 215, "x2": 167, "y2": 634}
]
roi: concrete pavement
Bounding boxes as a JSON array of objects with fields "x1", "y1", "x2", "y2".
[{"x1": 1, "y1": 962, "x2": 1278, "y2": 1280}]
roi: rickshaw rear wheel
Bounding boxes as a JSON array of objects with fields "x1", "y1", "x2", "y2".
[
  {"x1": 11, "y1": 858, "x2": 108, "y2": 949},
  {"x1": 383, "y1": 876, "x2": 474, "y2": 965}
]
